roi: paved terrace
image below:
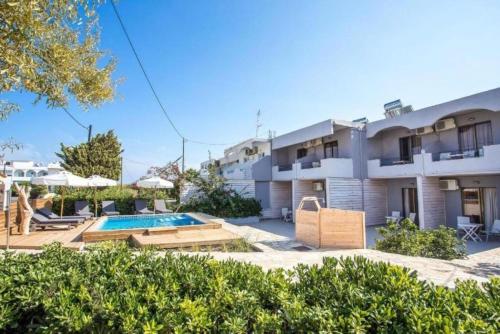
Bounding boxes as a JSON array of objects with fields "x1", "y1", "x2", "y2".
[
  {"x1": 199, "y1": 217, "x2": 500, "y2": 288},
  {"x1": 1, "y1": 217, "x2": 499, "y2": 288}
]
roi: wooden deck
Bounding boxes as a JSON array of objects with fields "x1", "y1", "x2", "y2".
[
  {"x1": 0, "y1": 212, "x2": 243, "y2": 250},
  {"x1": 131, "y1": 228, "x2": 241, "y2": 249},
  {"x1": 0, "y1": 220, "x2": 95, "y2": 250}
]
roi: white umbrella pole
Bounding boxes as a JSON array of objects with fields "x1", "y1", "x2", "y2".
[
  {"x1": 153, "y1": 187, "x2": 157, "y2": 214},
  {"x1": 94, "y1": 187, "x2": 98, "y2": 217}
]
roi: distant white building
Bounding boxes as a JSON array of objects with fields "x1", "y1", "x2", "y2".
[
  {"x1": 217, "y1": 138, "x2": 271, "y2": 180},
  {"x1": 0, "y1": 160, "x2": 64, "y2": 183}
]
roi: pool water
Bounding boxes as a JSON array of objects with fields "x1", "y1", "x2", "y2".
[{"x1": 98, "y1": 214, "x2": 204, "y2": 231}]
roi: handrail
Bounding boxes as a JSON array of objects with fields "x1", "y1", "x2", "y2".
[{"x1": 431, "y1": 148, "x2": 482, "y2": 161}]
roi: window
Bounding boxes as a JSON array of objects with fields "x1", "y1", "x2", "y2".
[
  {"x1": 399, "y1": 135, "x2": 420, "y2": 162},
  {"x1": 324, "y1": 141, "x2": 339, "y2": 158},
  {"x1": 297, "y1": 148, "x2": 307, "y2": 159},
  {"x1": 458, "y1": 121, "x2": 493, "y2": 152}
]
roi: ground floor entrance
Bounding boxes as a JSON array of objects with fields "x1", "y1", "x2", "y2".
[{"x1": 460, "y1": 187, "x2": 498, "y2": 232}]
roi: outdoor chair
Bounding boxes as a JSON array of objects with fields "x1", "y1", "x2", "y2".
[
  {"x1": 154, "y1": 199, "x2": 173, "y2": 214},
  {"x1": 281, "y1": 208, "x2": 292, "y2": 222},
  {"x1": 386, "y1": 211, "x2": 401, "y2": 224},
  {"x1": 75, "y1": 201, "x2": 94, "y2": 219},
  {"x1": 135, "y1": 200, "x2": 154, "y2": 214},
  {"x1": 30, "y1": 213, "x2": 84, "y2": 230},
  {"x1": 37, "y1": 207, "x2": 90, "y2": 221},
  {"x1": 102, "y1": 201, "x2": 120, "y2": 216},
  {"x1": 486, "y1": 219, "x2": 500, "y2": 241}
]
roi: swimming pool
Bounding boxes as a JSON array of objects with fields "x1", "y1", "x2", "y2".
[{"x1": 98, "y1": 214, "x2": 204, "y2": 231}]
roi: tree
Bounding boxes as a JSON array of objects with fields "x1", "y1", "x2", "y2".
[
  {"x1": 0, "y1": 0, "x2": 116, "y2": 116},
  {"x1": 56, "y1": 130, "x2": 122, "y2": 179}
]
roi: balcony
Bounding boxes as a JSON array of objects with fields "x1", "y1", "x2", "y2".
[
  {"x1": 368, "y1": 154, "x2": 424, "y2": 178},
  {"x1": 423, "y1": 144, "x2": 500, "y2": 176},
  {"x1": 272, "y1": 158, "x2": 353, "y2": 180},
  {"x1": 272, "y1": 164, "x2": 295, "y2": 180}
]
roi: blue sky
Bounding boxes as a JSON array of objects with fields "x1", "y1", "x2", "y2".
[{"x1": 2, "y1": 0, "x2": 500, "y2": 181}]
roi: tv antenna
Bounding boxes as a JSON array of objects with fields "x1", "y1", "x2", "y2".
[{"x1": 256, "y1": 109, "x2": 263, "y2": 138}]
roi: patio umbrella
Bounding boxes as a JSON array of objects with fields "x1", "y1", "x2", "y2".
[
  {"x1": 32, "y1": 171, "x2": 89, "y2": 217},
  {"x1": 136, "y1": 176, "x2": 174, "y2": 212},
  {"x1": 87, "y1": 175, "x2": 118, "y2": 217}
]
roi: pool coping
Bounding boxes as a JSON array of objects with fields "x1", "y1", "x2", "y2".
[{"x1": 82, "y1": 213, "x2": 221, "y2": 243}]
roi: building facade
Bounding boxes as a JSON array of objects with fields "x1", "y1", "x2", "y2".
[
  {"x1": 365, "y1": 87, "x2": 500, "y2": 231},
  {"x1": 212, "y1": 87, "x2": 500, "y2": 233},
  {"x1": 0, "y1": 161, "x2": 64, "y2": 183}
]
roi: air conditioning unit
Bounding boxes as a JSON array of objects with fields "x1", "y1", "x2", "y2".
[
  {"x1": 312, "y1": 182, "x2": 324, "y2": 192},
  {"x1": 435, "y1": 118, "x2": 456, "y2": 132},
  {"x1": 439, "y1": 179, "x2": 459, "y2": 191},
  {"x1": 245, "y1": 147, "x2": 258, "y2": 155},
  {"x1": 416, "y1": 126, "x2": 434, "y2": 135}
]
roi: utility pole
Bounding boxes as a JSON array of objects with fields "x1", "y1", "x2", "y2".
[
  {"x1": 120, "y1": 155, "x2": 123, "y2": 189},
  {"x1": 87, "y1": 124, "x2": 92, "y2": 143},
  {"x1": 87, "y1": 124, "x2": 93, "y2": 174},
  {"x1": 181, "y1": 137, "x2": 186, "y2": 173}
]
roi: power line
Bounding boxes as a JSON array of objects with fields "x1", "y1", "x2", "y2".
[
  {"x1": 110, "y1": 0, "x2": 183, "y2": 139},
  {"x1": 123, "y1": 157, "x2": 152, "y2": 166},
  {"x1": 110, "y1": 1, "x2": 236, "y2": 147},
  {"x1": 61, "y1": 107, "x2": 89, "y2": 130}
]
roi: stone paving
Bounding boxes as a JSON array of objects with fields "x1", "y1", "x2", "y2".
[
  {"x1": 204, "y1": 218, "x2": 500, "y2": 288},
  {"x1": 5, "y1": 218, "x2": 499, "y2": 288}
]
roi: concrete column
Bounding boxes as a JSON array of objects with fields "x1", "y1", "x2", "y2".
[
  {"x1": 325, "y1": 178, "x2": 331, "y2": 208},
  {"x1": 416, "y1": 175, "x2": 426, "y2": 229},
  {"x1": 292, "y1": 179, "x2": 298, "y2": 223}
]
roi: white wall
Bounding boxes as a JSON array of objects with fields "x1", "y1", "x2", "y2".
[
  {"x1": 224, "y1": 180, "x2": 255, "y2": 198},
  {"x1": 417, "y1": 176, "x2": 446, "y2": 229},
  {"x1": 266, "y1": 181, "x2": 292, "y2": 218},
  {"x1": 362, "y1": 180, "x2": 388, "y2": 226},
  {"x1": 326, "y1": 178, "x2": 363, "y2": 211}
]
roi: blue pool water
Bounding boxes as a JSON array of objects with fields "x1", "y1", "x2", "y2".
[{"x1": 98, "y1": 214, "x2": 204, "y2": 231}]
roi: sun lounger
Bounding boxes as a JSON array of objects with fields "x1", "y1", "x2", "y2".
[
  {"x1": 37, "y1": 207, "x2": 90, "y2": 221},
  {"x1": 154, "y1": 199, "x2": 173, "y2": 213},
  {"x1": 30, "y1": 213, "x2": 84, "y2": 230},
  {"x1": 102, "y1": 201, "x2": 120, "y2": 216},
  {"x1": 75, "y1": 200, "x2": 94, "y2": 218},
  {"x1": 135, "y1": 200, "x2": 154, "y2": 214}
]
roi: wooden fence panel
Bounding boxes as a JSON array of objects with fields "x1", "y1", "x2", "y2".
[
  {"x1": 1, "y1": 198, "x2": 52, "y2": 231},
  {"x1": 296, "y1": 197, "x2": 365, "y2": 249}
]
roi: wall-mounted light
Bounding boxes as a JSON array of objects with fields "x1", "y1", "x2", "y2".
[{"x1": 468, "y1": 117, "x2": 475, "y2": 122}]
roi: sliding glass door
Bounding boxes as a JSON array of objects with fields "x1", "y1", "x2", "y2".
[
  {"x1": 461, "y1": 187, "x2": 498, "y2": 232},
  {"x1": 402, "y1": 188, "x2": 418, "y2": 221},
  {"x1": 458, "y1": 121, "x2": 493, "y2": 154}
]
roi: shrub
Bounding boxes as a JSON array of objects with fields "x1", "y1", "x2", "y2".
[
  {"x1": 0, "y1": 243, "x2": 498, "y2": 332},
  {"x1": 375, "y1": 219, "x2": 466, "y2": 260},
  {"x1": 179, "y1": 168, "x2": 262, "y2": 218},
  {"x1": 181, "y1": 191, "x2": 262, "y2": 218}
]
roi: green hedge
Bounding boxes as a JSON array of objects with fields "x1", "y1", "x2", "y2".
[
  {"x1": 0, "y1": 243, "x2": 498, "y2": 332},
  {"x1": 375, "y1": 219, "x2": 467, "y2": 260},
  {"x1": 51, "y1": 186, "x2": 175, "y2": 216},
  {"x1": 180, "y1": 188, "x2": 262, "y2": 218}
]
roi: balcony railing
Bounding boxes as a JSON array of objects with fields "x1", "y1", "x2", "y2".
[
  {"x1": 379, "y1": 157, "x2": 414, "y2": 167},
  {"x1": 301, "y1": 161, "x2": 321, "y2": 169},
  {"x1": 431, "y1": 148, "x2": 483, "y2": 161},
  {"x1": 278, "y1": 164, "x2": 293, "y2": 172}
]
